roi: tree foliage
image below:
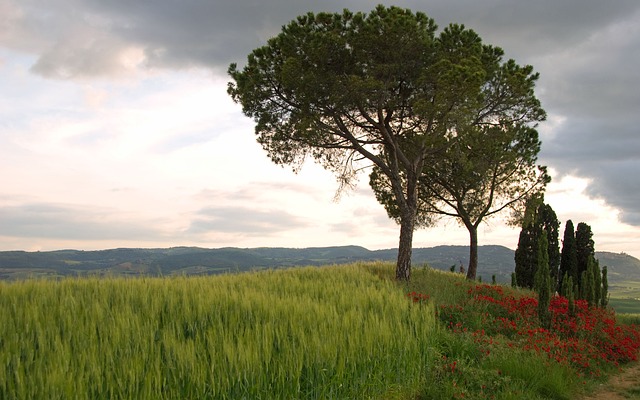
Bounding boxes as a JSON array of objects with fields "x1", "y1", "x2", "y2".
[
  {"x1": 534, "y1": 231, "x2": 551, "y2": 328},
  {"x1": 514, "y1": 198, "x2": 558, "y2": 289},
  {"x1": 558, "y1": 220, "x2": 578, "y2": 291},
  {"x1": 228, "y1": 5, "x2": 545, "y2": 280},
  {"x1": 601, "y1": 266, "x2": 609, "y2": 307},
  {"x1": 559, "y1": 220, "x2": 605, "y2": 306},
  {"x1": 539, "y1": 204, "x2": 560, "y2": 286},
  {"x1": 367, "y1": 26, "x2": 548, "y2": 281},
  {"x1": 575, "y1": 222, "x2": 595, "y2": 287},
  {"x1": 515, "y1": 222, "x2": 538, "y2": 289},
  {"x1": 592, "y1": 258, "x2": 602, "y2": 308}
]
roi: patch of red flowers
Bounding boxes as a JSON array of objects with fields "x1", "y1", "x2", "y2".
[
  {"x1": 413, "y1": 284, "x2": 640, "y2": 374},
  {"x1": 407, "y1": 291, "x2": 430, "y2": 304}
]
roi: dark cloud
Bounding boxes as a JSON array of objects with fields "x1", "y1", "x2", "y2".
[
  {"x1": 535, "y1": 11, "x2": 640, "y2": 225},
  {"x1": 8, "y1": 0, "x2": 639, "y2": 75},
  {"x1": 4, "y1": 0, "x2": 640, "y2": 227}
]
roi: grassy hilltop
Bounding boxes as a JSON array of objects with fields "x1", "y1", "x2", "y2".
[
  {"x1": 3, "y1": 245, "x2": 639, "y2": 315},
  {"x1": 1, "y1": 262, "x2": 639, "y2": 399}
]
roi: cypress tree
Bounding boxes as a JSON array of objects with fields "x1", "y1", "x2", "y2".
[
  {"x1": 538, "y1": 204, "x2": 560, "y2": 291},
  {"x1": 601, "y1": 265, "x2": 609, "y2": 307},
  {"x1": 593, "y1": 258, "x2": 602, "y2": 308},
  {"x1": 567, "y1": 276, "x2": 576, "y2": 317},
  {"x1": 560, "y1": 272, "x2": 570, "y2": 297},
  {"x1": 583, "y1": 259, "x2": 596, "y2": 307},
  {"x1": 534, "y1": 231, "x2": 551, "y2": 328},
  {"x1": 558, "y1": 220, "x2": 578, "y2": 291},
  {"x1": 575, "y1": 222, "x2": 595, "y2": 288},
  {"x1": 515, "y1": 223, "x2": 538, "y2": 288},
  {"x1": 514, "y1": 198, "x2": 559, "y2": 290}
]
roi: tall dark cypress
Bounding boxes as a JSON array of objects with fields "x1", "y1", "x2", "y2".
[
  {"x1": 601, "y1": 266, "x2": 609, "y2": 307},
  {"x1": 534, "y1": 231, "x2": 551, "y2": 327},
  {"x1": 539, "y1": 204, "x2": 560, "y2": 290},
  {"x1": 593, "y1": 258, "x2": 602, "y2": 308},
  {"x1": 558, "y1": 220, "x2": 578, "y2": 291},
  {"x1": 514, "y1": 200, "x2": 559, "y2": 290},
  {"x1": 514, "y1": 197, "x2": 540, "y2": 288},
  {"x1": 575, "y1": 222, "x2": 595, "y2": 287},
  {"x1": 515, "y1": 223, "x2": 538, "y2": 288}
]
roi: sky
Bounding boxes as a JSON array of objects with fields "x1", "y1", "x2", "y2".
[{"x1": 1, "y1": 0, "x2": 640, "y2": 259}]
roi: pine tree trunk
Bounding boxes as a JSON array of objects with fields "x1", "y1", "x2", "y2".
[
  {"x1": 392, "y1": 168, "x2": 419, "y2": 282},
  {"x1": 396, "y1": 211, "x2": 416, "y2": 281},
  {"x1": 466, "y1": 225, "x2": 479, "y2": 280}
]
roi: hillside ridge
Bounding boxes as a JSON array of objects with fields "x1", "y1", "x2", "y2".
[{"x1": 1, "y1": 245, "x2": 638, "y2": 283}]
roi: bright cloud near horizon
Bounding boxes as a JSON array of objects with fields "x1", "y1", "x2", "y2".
[{"x1": 1, "y1": 0, "x2": 640, "y2": 260}]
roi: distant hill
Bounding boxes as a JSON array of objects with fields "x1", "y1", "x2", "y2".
[
  {"x1": 595, "y1": 252, "x2": 640, "y2": 282},
  {"x1": 2, "y1": 245, "x2": 639, "y2": 284}
]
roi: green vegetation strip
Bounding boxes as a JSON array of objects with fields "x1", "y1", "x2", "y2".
[{"x1": 0, "y1": 263, "x2": 434, "y2": 399}]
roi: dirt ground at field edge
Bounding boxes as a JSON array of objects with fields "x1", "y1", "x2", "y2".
[{"x1": 580, "y1": 362, "x2": 640, "y2": 400}]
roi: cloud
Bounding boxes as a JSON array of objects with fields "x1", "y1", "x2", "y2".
[
  {"x1": 3, "y1": 0, "x2": 640, "y2": 256},
  {"x1": 7, "y1": 0, "x2": 637, "y2": 77},
  {"x1": 187, "y1": 206, "x2": 310, "y2": 236},
  {"x1": 0, "y1": 202, "x2": 166, "y2": 241},
  {"x1": 535, "y1": 9, "x2": 640, "y2": 226},
  {"x1": 423, "y1": 0, "x2": 640, "y2": 59},
  {"x1": 1, "y1": 0, "x2": 144, "y2": 78}
]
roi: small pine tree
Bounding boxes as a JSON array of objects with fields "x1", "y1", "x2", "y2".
[{"x1": 511, "y1": 272, "x2": 517, "y2": 288}]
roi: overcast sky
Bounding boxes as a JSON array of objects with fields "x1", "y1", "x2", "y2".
[{"x1": 1, "y1": 0, "x2": 640, "y2": 260}]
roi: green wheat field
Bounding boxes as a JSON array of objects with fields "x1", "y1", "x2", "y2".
[
  {"x1": 2, "y1": 262, "x2": 639, "y2": 399},
  {"x1": 0, "y1": 263, "x2": 435, "y2": 399}
]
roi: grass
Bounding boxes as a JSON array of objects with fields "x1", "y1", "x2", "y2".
[
  {"x1": 0, "y1": 263, "x2": 434, "y2": 399},
  {"x1": 1, "y1": 262, "x2": 639, "y2": 399},
  {"x1": 372, "y1": 264, "x2": 640, "y2": 399},
  {"x1": 609, "y1": 280, "x2": 640, "y2": 315},
  {"x1": 617, "y1": 313, "x2": 640, "y2": 325},
  {"x1": 609, "y1": 297, "x2": 640, "y2": 314}
]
